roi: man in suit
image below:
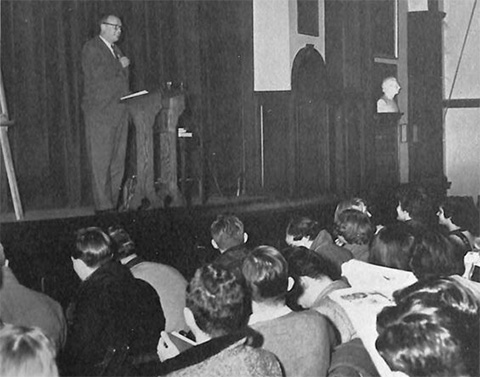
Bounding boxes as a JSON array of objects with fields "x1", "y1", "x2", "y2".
[{"x1": 82, "y1": 14, "x2": 130, "y2": 212}]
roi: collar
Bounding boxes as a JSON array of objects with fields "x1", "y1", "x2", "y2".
[
  {"x1": 99, "y1": 35, "x2": 116, "y2": 57},
  {"x1": 248, "y1": 304, "x2": 292, "y2": 325},
  {"x1": 0, "y1": 266, "x2": 18, "y2": 285},
  {"x1": 160, "y1": 331, "x2": 249, "y2": 375}
]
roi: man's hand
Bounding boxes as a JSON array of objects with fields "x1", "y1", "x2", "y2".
[
  {"x1": 119, "y1": 56, "x2": 130, "y2": 68},
  {"x1": 157, "y1": 331, "x2": 180, "y2": 362}
]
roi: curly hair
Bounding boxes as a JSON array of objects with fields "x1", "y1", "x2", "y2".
[
  {"x1": 334, "y1": 209, "x2": 373, "y2": 245},
  {"x1": 333, "y1": 197, "x2": 369, "y2": 223},
  {"x1": 187, "y1": 264, "x2": 249, "y2": 337}
]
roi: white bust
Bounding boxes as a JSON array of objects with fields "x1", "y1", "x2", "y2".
[{"x1": 377, "y1": 77, "x2": 401, "y2": 113}]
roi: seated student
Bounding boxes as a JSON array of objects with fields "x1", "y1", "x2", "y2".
[
  {"x1": 376, "y1": 277, "x2": 479, "y2": 377},
  {"x1": 334, "y1": 209, "x2": 373, "y2": 262},
  {"x1": 0, "y1": 324, "x2": 59, "y2": 377},
  {"x1": 109, "y1": 225, "x2": 188, "y2": 332},
  {"x1": 156, "y1": 264, "x2": 282, "y2": 377},
  {"x1": 0, "y1": 243, "x2": 67, "y2": 351},
  {"x1": 395, "y1": 184, "x2": 436, "y2": 236},
  {"x1": 409, "y1": 231, "x2": 464, "y2": 281},
  {"x1": 210, "y1": 214, "x2": 250, "y2": 279},
  {"x1": 286, "y1": 247, "x2": 356, "y2": 344},
  {"x1": 63, "y1": 227, "x2": 165, "y2": 376},
  {"x1": 286, "y1": 216, "x2": 353, "y2": 275},
  {"x1": 243, "y1": 246, "x2": 336, "y2": 377},
  {"x1": 437, "y1": 196, "x2": 479, "y2": 255},
  {"x1": 369, "y1": 224, "x2": 415, "y2": 271}
]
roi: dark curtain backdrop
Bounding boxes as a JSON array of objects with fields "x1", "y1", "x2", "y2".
[{"x1": 0, "y1": 0, "x2": 210, "y2": 212}]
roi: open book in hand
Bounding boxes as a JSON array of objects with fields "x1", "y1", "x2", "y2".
[{"x1": 341, "y1": 259, "x2": 417, "y2": 299}]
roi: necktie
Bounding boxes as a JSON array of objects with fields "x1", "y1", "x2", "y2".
[{"x1": 111, "y1": 44, "x2": 121, "y2": 59}]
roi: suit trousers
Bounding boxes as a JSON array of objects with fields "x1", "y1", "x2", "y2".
[{"x1": 84, "y1": 103, "x2": 129, "y2": 210}]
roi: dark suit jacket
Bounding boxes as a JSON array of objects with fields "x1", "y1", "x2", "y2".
[
  {"x1": 63, "y1": 261, "x2": 165, "y2": 376},
  {"x1": 81, "y1": 36, "x2": 129, "y2": 114}
]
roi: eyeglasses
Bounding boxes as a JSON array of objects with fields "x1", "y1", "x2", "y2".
[{"x1": 103, "y1": 22, "x2": 123, "y2": 31}]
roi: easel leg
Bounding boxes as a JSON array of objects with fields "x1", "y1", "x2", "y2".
[{"x1": 0, "y1": 127, "x2": 24, "y2": 220}]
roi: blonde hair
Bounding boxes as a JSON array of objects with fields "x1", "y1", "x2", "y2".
[{"x1": 0, "y1": 324, "x2": 58, "y2": 377}]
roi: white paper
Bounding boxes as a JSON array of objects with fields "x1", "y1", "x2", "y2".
[{"x1": 120, "y1": 90, "x2": 149, "y2": 100}]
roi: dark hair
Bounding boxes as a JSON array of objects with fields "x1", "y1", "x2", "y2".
[
  {"x1": 186, "y1": 264, "x2": 249, "y2": 337},
  {"x1": 210, "y1": 214, "x2": 244, "y2": 251},
  {"x1": 108, "y1": 225, "x2": 135, "y2": 259},
  {"x1": 409, "y1": 231, "x2": 464, "y2": 280},
  {"x1": 376, "y1": 278, "x2": 479, "y2": 377},
  {"x1": 440, "y1": 196, "x2": 479, "y2": 236},
  {"x1": 0, "y1": 324, "x2": 58, "y2": 377},
  {"x1": 286, "y1": 217, "x2": 322, "y2": 241},
  {"x1": 395, "y1": 184, "x2": 435, "y2": 224},
  {"x1": 242, "y1": 246, "x2": 288, "y2": 303},
  {"x1": 393, "y1": 277, "x2": 479, "y2": 318},
  {"x1": 369, "y1": 225, "x2": 414, "y2": 270},
  {"x1": 376, "y1": 309, "x2": 473, "y2": 377},
  {"x1": 286, "y1": 246, "x2": 341, "y2": 281},
  {"x1": 71, "y1": 227, "x2": 112, "y2": 268},
  {"x1": 334, "y1": 209, "x2": 373, "y2": 245}
]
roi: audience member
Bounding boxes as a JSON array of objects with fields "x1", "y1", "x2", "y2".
[
  {"x1": 409, "y1": 231, "x2": 464, "y2": 280},
  {"x1": 156, "y1": 264, "x2": 283, "y2": 377},
  {"x1": 395, "y1": 184, "x2": 436, "y2": 236},
  {"x1": 376, "y1": 277, "x2": 479, "y2": 377},
  {"x1": 243, "y1": 246, "x2": 336, "y2": 377},
  {"x1": 369, "y1": 224, "x2": 414, "y2": 271},
  {"x1": 437, "y1": 196, "x2": 479, "y2": 255},
  {"x1": 334, "y1": 209, "x2": 373, "y2": 262},
  {"x1": 109, "y1": 225, "x2": 188, "y2": 332},
  {"x1": 333, "y1": 197, "x2": 372, "y2": 224},
  {"x1": 210, "y1": 214, "x2": 250, "y2": 279},
  {"x1": 63, "y1": 227, "x2": 165, "y2": 376},
  {"x1": 285, "y1": 216, "x2": 353, "y2": 275},
  {"x1": 286, "y1": 247, "x2": 356, "y2": 343},
  {"x1": 0, "y1": 324, "x2": 59, "y2": 377},
  {"x1": 0, "y1": 243, "x2": 66, "y2": 351}
]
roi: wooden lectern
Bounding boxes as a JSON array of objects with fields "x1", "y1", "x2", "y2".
[{"x1": 122, "y1": 89, "x2": 185, "y2": 209}]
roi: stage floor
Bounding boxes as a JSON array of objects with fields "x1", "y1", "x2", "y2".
[{"x1": 0, "y1": 194, "x2": 337, "y2": 224}]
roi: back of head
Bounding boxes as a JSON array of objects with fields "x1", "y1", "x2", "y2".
[
  {"x1": 71, "y1": 227, "x2": 113, "y2": 268},
  {"x1": 441, "y1": 196, "x2": 480, "y2": 236},
  {"x1": 396, "y1": 184, "x2": 435, "y2": 225},
  {"x1": 242, "y1": 246, "x2": 288, "y2": 304},
  {"x1": 392, "y1": 277, "x2": 479, "y2": 318},
  {"x1": 0, "y1": 324, "x2": 58, "y2": 377},
  {"x1": 369, "y1": 224, "x2": 414, "y2": 270},
  {"x1": 334, "y1": 197, "x2": 368, "y2": 224},
  {"x1": 187, "y1": 264, "x2": 249, "y2": 338},
  {"x1": 376, "y1": 277, "x2": 479, "y2": 377},
  {"x1": 409, "y1": 231, "x2": 464, "y2": 280},
  {"x1": 287, "y1": 246, "x2": 340, "y2": 281},
  {"x1": 210, "y1": 214, "x2": 245, "y2": 252},
  {"x1": 334, "y1": 209, "x2": 373, "y2": 245},
  {"x1": 376, "y1": 308, "x2": 472, "y2": 377},
  {"x1": 286, "y1": 216, "x2": 321, "y2": 241},
  {"x1": 108, "y1": 225, "x2": 136, "y2": 260}
]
